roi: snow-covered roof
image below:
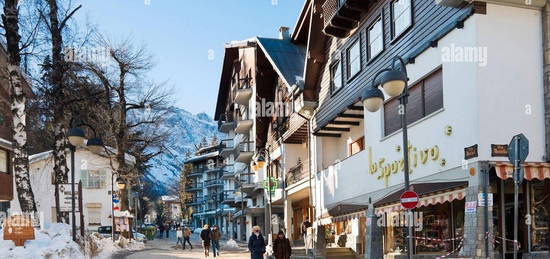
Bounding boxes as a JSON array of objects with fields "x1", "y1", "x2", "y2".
[
  {"x1": 184, "y1": 150, "x2": 219, "y2": 164},
  {"x1": 161, "y1": 195, "x2": 179, "y2": 202},
  {"x1": 29, "y1": 146, "x2": 136, "y2": 165}
]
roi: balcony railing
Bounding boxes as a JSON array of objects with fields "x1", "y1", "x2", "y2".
[
  {"x1": 205, "y1": 179, "x2": 224, "y2": 188},
  {"x1": 187, "y1": 183, "x2": 203, "y2": 191},
  {"x1": 322, "y1": 0, "x2": 368, "y2": 38},
  {"x1": 286, "y1": 160, "x2": 309, "y2": 186}
]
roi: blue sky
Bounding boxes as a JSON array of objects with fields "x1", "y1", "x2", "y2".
[{"x1": 75, "y1": 0, "x2": 305, "y2": 116}]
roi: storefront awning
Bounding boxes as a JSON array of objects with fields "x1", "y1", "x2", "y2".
[
  {"x1": 316, "y1": 204, "x2": 368, "y2": 225},
  {"x1": 492, "y1": 161, "x2": 550, "y2": 181},
  {"x1": 374, "y1": 181, "x2": 468, "y2": 215}
]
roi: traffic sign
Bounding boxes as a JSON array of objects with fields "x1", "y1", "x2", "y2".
[
  {"x1": 508, "y1": 134, "x2": 529, "y2": 164},
  {"x1": 400, "y1": 191, "x2": 419, "y2": 209}
]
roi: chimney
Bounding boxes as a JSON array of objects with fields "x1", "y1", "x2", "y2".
[{"x1": 279, "y1": 26, "x2": 290, "y2": 40}]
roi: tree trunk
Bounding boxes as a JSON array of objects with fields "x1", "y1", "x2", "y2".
[
  {"x1": 47, "y1": 0, "x2": 70, "y2": 223},
  {"x1": 2, "y1": 0, "x2": 37, "y2": 213}
]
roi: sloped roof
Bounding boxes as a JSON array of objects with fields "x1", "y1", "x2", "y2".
[
  {"x1": 184, "y1": 150, "x2": 219, "y2": 164},
  {"x1": 256, "y1": 37, "x2": 306, "y2": 88}
]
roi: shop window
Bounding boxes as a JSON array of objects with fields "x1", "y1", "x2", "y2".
[
  {"x1": 384, "y1": 68, "x2": 443, "y2": 136},
  {"x1": 349, "y1": 136, "x2": 364, "y2": 156},
  {"x1": 0, "y1": 149, "x2": 7, "y2": 173},
  {"x1": 346, "y1": 40, "x2": 361, "y2": 79},
  {"x1": 367, "y1": 17, "x2": 384, "y2": 60},
  {"x1": 391, "y1": 0, "x2": 413, "y2": 39},
  {"x1": 530, "y1": 180, "x2": 549, "y2": 251},
  {"x1": 330, "y1": 61, "x2": 343, "y2": 94}
]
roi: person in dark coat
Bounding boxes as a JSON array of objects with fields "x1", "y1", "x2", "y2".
[
  {"x1": 248, "y1": 226, "x2": 266, "y2": 259},
  {"x1": 158, "y1": 223, "x2": 164, "y2": 239},
  {"x1": 200, "y1": 224, "x2": 212, "y2": 257},
  {"x1": 273, "y1": 230, "x2": 292, "y2": 259}
]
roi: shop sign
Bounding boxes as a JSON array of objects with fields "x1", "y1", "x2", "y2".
[
  {"x1": 58, "y1": 184, "x2": 79, "y2": 212},
  {"x1": 464, "y1": 144, "x2": 478, "y2": 160},
  {"x1": 3, "y1": 215, "x2": 35, "y2": 246},
  {"x1": 491, "y1": 144, "x2": 508, "y2": 157},
  {"x1": 368, "y1": 144, "x2": 444, "y2": 187},
  {"x1": 465, "y1": 201, "x2": 477, "y2": 214},
  {"x1": 477, "y1": 193, "x2": 493, "y2": 207}
]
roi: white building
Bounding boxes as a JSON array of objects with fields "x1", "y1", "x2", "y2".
[{"x1": 11, "y1": 147, "x2": 135, "y2": 231}]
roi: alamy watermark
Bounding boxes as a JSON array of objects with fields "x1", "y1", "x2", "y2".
[
  {"x1": 63, "y1": 46, "x2": 112, "y2": 65},
  {"x1": 441, "y1": 43, "x2": 487, "y2": 67},
  {"x1": 255, "y1": 99, "x2": 293, "y2": 118},
  {"x1": 377, "y1": 211, "x2": 423, "y2": 231}
]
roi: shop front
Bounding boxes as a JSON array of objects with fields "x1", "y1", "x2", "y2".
[
  {"x1": 317, "y1": 204, "x2": 368, "y2": 255},
  {"x1": 491, "y1": 162, "x2": 550, "y2": 259},
  {"x1": 374, "y1": 182, "x2": 467, "y2": 258}
]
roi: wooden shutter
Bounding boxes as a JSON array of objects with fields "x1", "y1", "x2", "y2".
[
  {"x1": 406, "y1": 83, "x2": 424, "y2": 125},
  {"x1": 384, "y1": 98, "x2": 401, "y2": 136},
  {"x1": 424, "y1": 68, "x2": 443, "y2": 115},
  {"x1": 349, "y1": 136, "x2": 365, "y2": 156}
]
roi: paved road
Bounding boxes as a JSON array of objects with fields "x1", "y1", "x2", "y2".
[{"x1": 113, "y1": 230, "x2": 250, "y2": 259}]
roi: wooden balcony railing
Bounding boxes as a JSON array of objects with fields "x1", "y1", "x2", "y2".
[{"x1": 286, "y1": 160, "x2": 310, "y2": 186}]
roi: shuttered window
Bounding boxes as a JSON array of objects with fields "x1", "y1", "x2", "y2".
[{"x1": 384, "y1": 68, "x2": 443, "y2": 136}]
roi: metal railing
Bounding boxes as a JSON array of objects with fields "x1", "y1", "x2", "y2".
[
  {"x1": 221, "y1": 139, "x2": 234, "y2": 149},
  {"x1": 205, "y1": 179, "x2": 224, "y2": 187},
  {"x1": 187, "y1": 182, "x2": 203, "y2": 190},
  {"x1": 286, "y1": 160, "x2": 309, "y2": 186},
  {"x1": 322, "y1": 0, "x2": 347, "y2": 27}
]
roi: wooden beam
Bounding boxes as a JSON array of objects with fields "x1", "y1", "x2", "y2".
[
  {"x1": 313, "y1": 132, "x2": 341, "y2": 138},
  {"x1": 347, "y1": 105, "x2": 363, "y2": 111},
  {"x1": 339, "y1": 113, "x2": 363, "y2": 119},
  {"x1": 323, "y1": 127, "x2": 350, "y2": 132},
  {"x1": 330, "y1": 120, "x2": 360, "y2": 126}
]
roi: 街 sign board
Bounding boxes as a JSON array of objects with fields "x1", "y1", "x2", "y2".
[{"x1": 58, "y1": 184, "x2": 79, "y2": 212}]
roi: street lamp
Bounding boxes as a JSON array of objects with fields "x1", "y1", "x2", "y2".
[
  {"x1": 66, "y1": 119, "x2": 104, "y2": 242},
  {"x1": 361, "y1": 55, "x2": 413, "y2": 259},
  {"x1": 252, "y1": 148, "x2": 273, "y2": 249}
]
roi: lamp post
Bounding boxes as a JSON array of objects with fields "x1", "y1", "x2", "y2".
[
  {"x1": 67, "y1": 120, "x2": 104, "y2": 242},
  {"x1": 361, "y1": 56, "x2": 413, "y2": 259},
  {"x1": 253, "y1": 148, "x2": 273, "y2": 246},
  {"x1": 110, "y1": 172, "x2": 126, "y2": 241}
]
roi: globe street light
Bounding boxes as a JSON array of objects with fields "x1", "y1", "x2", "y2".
[{"x1": 361, "y1": 55, "x2": 413, "y2": 259}]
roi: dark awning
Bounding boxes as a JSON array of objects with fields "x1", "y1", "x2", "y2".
[
  {"x1": 327, "y1": 204, "x2": 368, "y2": 217},
  {"x1": 374, "y1": 181, "x2": 468, "y2": 208}
]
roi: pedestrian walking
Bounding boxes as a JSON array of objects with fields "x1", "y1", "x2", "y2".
[
  {"x1": 184, "y1": 226, "x2": 193, "y2": 250},
  {"x1": 301, "y1": 217, "x2": 312, "y2": 254},
  {"x1": 200, "y1": 224, "x2": 212, "y2": 257},
  {"x1": 248, "y1": 225, "x2": 266, "y2": 259},
  {"x1": 273, "y1": 230, "x2": 292, "y2": 259},
  {"x1": 165, "y1": 223, "x2": 170, "y2": 238},
  {"x1": 176, "y1": 227, "x2": 184, "y2": 249},
  {"x1": 211, "y1": 225, "x2": 221, "y2": 257},
  {"x1": 159, "y1": 224, "x2": 164, "y2": 239}
]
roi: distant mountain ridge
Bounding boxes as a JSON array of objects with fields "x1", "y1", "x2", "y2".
[{"x1": 146, "y1": 106, "x2": 224, "y2": 194}]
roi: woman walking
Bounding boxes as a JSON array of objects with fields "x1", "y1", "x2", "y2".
[
  {"x1": 176, "y1": 227, "x2": 184, "y2": 249},
  {"x1": 248, "y1": 226, "x2": 266, "y2": 259},
  {"x1": 183, "y1": 226, "x2": 193, "y2": 249},
  {"x1": 273, "y1": 230, "x2": 292, "y2": 259},
  {"x1": 200, "y1": 224, "x2": 212, "y2": 257}
]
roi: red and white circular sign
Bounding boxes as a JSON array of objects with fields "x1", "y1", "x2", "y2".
[{"x1": 400, "y1": 191, "x2": 419, "y2": 209}]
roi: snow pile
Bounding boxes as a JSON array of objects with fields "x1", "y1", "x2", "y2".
[
  {"x1": 0, "y1": 223, "x2": 84, "y2": 259},
  {"x1": 222, "y1": 239, "x2": 240, "y2": 249},
  {"x1": 88, "y1": 233, "x2": 145, "y2": 259}
]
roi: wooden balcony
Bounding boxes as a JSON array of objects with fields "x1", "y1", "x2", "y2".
[{"x1": 322, "y1": 0, "x2": 369, "y2": 38}]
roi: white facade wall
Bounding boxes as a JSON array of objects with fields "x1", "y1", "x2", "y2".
[
  {"x1": 11, "y1": 148, "x2": 122, "y2": 231},
  {"x1": 314, "y1": 5, "x2": 545, "y2": 216}
]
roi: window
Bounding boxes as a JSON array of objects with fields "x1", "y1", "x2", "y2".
[
  {"x1": 81, "y1": 170, "x2": 107, "y2": 189},
  {"x1": 349, "y1": 136, "x2": 365, "y2": 156},
  {"x1": 0, "y1": 149, "x2": 7, "y2": 173},
  {"x1": 383, "y1": 68, "x2": 443, "y2": 136},
  {"x1": 330, "y1": 61, "x2": 342, "y2": 93},
  {"x1": 87, "y1": 207, "x2": 101, "y2": 226},
  {"x1": 347, "y1": 40, "x2": 361, "y2": 79},
  {"x1": 368, "y1": 18, "x2": 384, "y2": 59},
  {"x1": 392, "y1": 0, "x2": 412, "y2": 38}
]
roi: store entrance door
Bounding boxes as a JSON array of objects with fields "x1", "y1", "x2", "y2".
[{"x1": 502, "y1": 179, "x2": 526, "y2": 259}]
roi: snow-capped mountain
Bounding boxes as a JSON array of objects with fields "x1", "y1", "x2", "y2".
[{"x1": 146, "y1": 107, "x2": 224, "y2": 193}]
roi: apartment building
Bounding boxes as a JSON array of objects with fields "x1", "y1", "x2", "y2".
[
  {"x1": 300, "y1": 0, "x2": 550, "y2": 258},
  {"x1": 184, "y1": 144, "x2": 236, "y2": 236}
]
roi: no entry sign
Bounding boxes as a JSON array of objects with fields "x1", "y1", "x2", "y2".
[{"x1": 400, "y1": 191, "x2": 419, "y2": 209}]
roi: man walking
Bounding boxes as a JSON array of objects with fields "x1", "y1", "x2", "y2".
[{"x1": 211, "y1": 225, "x2": 221, "y2": 257}]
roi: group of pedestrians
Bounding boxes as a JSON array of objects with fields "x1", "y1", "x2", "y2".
[
  {"x1": 199, "y1": 224, "x2": 222, "y2": 257},
  {"x1": 176, "y1": 226, "x2": 193, "y2": 249},
  {"x1": 247, "y1": 226, "x2": 292, "y2": 259}
]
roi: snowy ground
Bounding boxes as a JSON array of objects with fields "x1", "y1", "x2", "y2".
[{"x1": 0, "y1": 223, "x2": 144, "y2": 259}]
